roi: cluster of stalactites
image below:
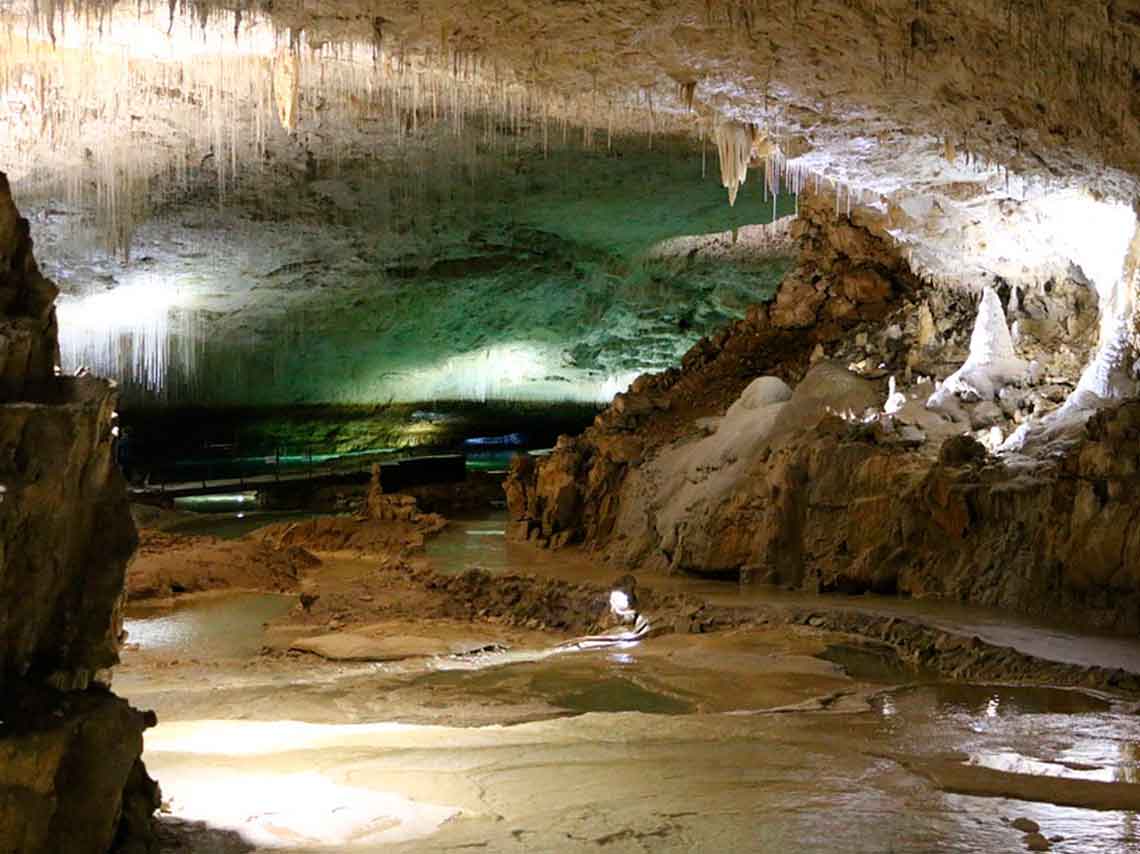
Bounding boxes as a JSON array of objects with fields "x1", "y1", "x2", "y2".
[{"x1": 0, "y1": 3, "x2": 696, "y2": 258}]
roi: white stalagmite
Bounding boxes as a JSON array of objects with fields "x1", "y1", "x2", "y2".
[
  {"x1": 927, "y1": 286, "x2": 1027, "y2": 410},
  {"x1": 715, "y1": 121, "x2": 752, "y2": 206},
  {"x1": 1070, "y1": 218, "x2": 1140, "y2": 404},
  {"x1": 884, "y1": 376, "x2": 906, "y2": 414},
  {"x1": 1002, "y1": 214, "x2": 1140, "y2": 452}
]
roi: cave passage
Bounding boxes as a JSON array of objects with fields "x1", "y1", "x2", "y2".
[
  {"x1": 113, "y1": 511, "x2": 1140, "y2": 852},
  {"x1": 4, "y1": 1, "x2": 1140, "y2": 853}
]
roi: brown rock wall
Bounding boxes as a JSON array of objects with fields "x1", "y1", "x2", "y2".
[
  {"x1": 0, "y1": 172, "x2": 57, "y2": 399},
  {"x1": 0, "y1": 172, "x2": 156, "y2": 853}
]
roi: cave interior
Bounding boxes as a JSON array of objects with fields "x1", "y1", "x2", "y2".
[{"x1": 2, "y1": 0, "x2": 1140, "y2": 852}]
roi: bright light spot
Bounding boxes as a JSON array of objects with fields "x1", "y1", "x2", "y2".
[
  {"x1": 1028, "y1": 191, "x2": 1137, "y2": 299},
  {"x1": 599, "y1": 371, "x2": 642, "y2": 402},
  {"x1": 393, "y1": 343, "x2": 647, "y2": 404},
  {"x1": 967, "y1": 751, "x2": 1118, "y2": 783},
  {"x1": 609, "y1": 590, "x2": 632, "y2": 617},
  {"x1": 146, "y1": 719, "x2": 418, "y2": 756},
  {"x1": 158, "y1": 770, "x2": 459, "y2": 848},
  {"x1": 56, "y1": 278, "x2": 197, "y2": 394},
  {"x1": 173, "y1": 492, "x2": 257, "y2": 511}
]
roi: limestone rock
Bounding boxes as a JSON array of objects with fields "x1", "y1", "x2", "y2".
[
  {"x1": 0, "y1": 172, "x2": 57, "y2": 400},
  {"x1": 771, "y1": 275, "x2": 827, "y2": 329},
  {"x1": 503, "y1": 194, "x2": 918, "y2": 556},
  {"x1": 508, "y1": 193, "x2": 1140, "y2": 632},
  {"x1": 0, "y1": 685, "x2": 159, "y2": 854},
  {"x1": 928, "y1": 287, "x2": 1027, "y2": 410},
  {"x1": 0, "y1": 173, "x2": 156, "y2": 854}
]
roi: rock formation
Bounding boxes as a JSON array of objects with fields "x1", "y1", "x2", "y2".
[
  {"x1": 0, "y1": 172, "x2": 157, "y2": 853},
  {"x1": 506, "y1": 190, "x2": 1140, "y2": 635},
  {"x1": 505, "y1": 190, "x2": 917, "y2": 548}
]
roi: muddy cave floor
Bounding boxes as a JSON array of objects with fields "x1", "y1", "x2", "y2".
[{"x1": 117, "y1": 512, "x2": 1140, "y2": 853}]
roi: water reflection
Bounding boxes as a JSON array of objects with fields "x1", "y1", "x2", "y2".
[
  {"x1": 125, "y1": 593, "x2": 293, "y2": 659},
  {"x1": 1119, "y1": 741, "x2": 1139, "y2": 785}
]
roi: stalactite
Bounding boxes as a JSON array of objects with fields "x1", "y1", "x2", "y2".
[
  {"x1": 1, "y1": 1, "x2": 694, "y2": 257},
  {"x1": 714, "y1": 120, "x2": 752, "y2": 206}
]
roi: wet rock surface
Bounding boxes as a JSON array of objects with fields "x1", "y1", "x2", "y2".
[
  {"x1": 99, "y1": 503, "x2": 1140, "y2": 852},
  {"x1": 116, "y1": 514, "x2": 1140, "y2": 852},
  {"x1": 127, "y1": 530, "x2": 319, "y2": 600}
]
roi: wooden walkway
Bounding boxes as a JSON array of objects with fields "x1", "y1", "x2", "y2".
[{"x1": 128, "y1": 453, "x2": 467, "y2": 500}]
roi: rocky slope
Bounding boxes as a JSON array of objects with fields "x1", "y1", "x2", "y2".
[
  {"x1": 0, "y1": 173, "x2": 157, "y2": 853},
  {"x1": 506, "y1": 190, "x2": 1140, "y2": 634},
  {"x1": 505, "y1": 191, "x2": 921, "y2": 546}
]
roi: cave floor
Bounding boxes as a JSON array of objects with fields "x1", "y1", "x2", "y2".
[{"x1": 116, "y1": 515, "x2": 1140, "y2": 853}]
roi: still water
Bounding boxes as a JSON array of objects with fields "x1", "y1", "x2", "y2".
[{"x1": 120, "y1": 512, "x2": 1140, "y2": 853}]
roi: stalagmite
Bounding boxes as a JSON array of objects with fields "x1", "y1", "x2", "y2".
[
  {"x1": 1001, "y1": 216, "x2": 1140, "y2": 446},
  {"x1": 884, "y1": 376, "x2": 906, "y2": 414},
  {"x1": 927, "y1": 286, "x2": 1027, "y2": 410}
]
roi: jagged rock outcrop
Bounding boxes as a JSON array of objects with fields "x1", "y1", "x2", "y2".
[
  {"x1": 0, "y1": 173, "x2": 57, "y2": 398},
  {"x1": 0, "y1": 172, "x2": 157, "y2": 853},
  {"x1": 632, "y1": 399, "x2": 1140, "y2": 634},
  {"x1": 505, "y1": 191, "x2": 918, "y2": 548},
  {"x1": 506, "y1": 191, "x2": 1140, "y2": 634}
]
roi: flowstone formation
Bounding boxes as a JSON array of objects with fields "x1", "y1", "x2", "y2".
[
  {"x1": 0, "y1": 174, "x2": 157, "y2": 853},
  {"x1": 507, "y1": 191, "x2": 1140, "y2": 634}
]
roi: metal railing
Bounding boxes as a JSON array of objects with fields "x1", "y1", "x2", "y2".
[{"x1": 128, "y1": 444, "x2": 386, "y2": 496}]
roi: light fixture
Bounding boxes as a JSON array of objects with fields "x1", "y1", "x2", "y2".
[
  {"x1": 609, "y1": 574, "x2": 639, "y2": 624},
  {"x1": 609, "y1": 589, "x2": 634, "y2": 621}
]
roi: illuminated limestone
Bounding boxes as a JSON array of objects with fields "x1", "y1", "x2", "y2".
[
  {"x1": 927, "y1": 287, "x2": 1027, "y2": 411},
  {"x1": 55, "y1": 279, "x2": 199, "y2": 396},
  {"x1": 1002, "y1": 214, "x2": 1140, "y2": 453},
  {"x1": 0, "y1": 3, "x2": 695, "y2": 256},
  {"x1": 715, "y1": 121, "x2": 753, "y2": 206},
  {"x1": 273, "y1": 44, "x2": 301, "y2": 132}
]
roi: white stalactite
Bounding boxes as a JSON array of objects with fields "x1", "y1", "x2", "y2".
[{"x1": 714, "y1": 121, "x2": 752, "y2": 207}]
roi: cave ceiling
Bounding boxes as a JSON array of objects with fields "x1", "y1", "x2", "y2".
[{"x1": 0, "y1": 0, "x2": 1137, "y2": 404}]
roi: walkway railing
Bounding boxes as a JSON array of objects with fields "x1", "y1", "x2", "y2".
[{"x1": 127, "y1": 447, "x2": 466, "y2": 499}]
